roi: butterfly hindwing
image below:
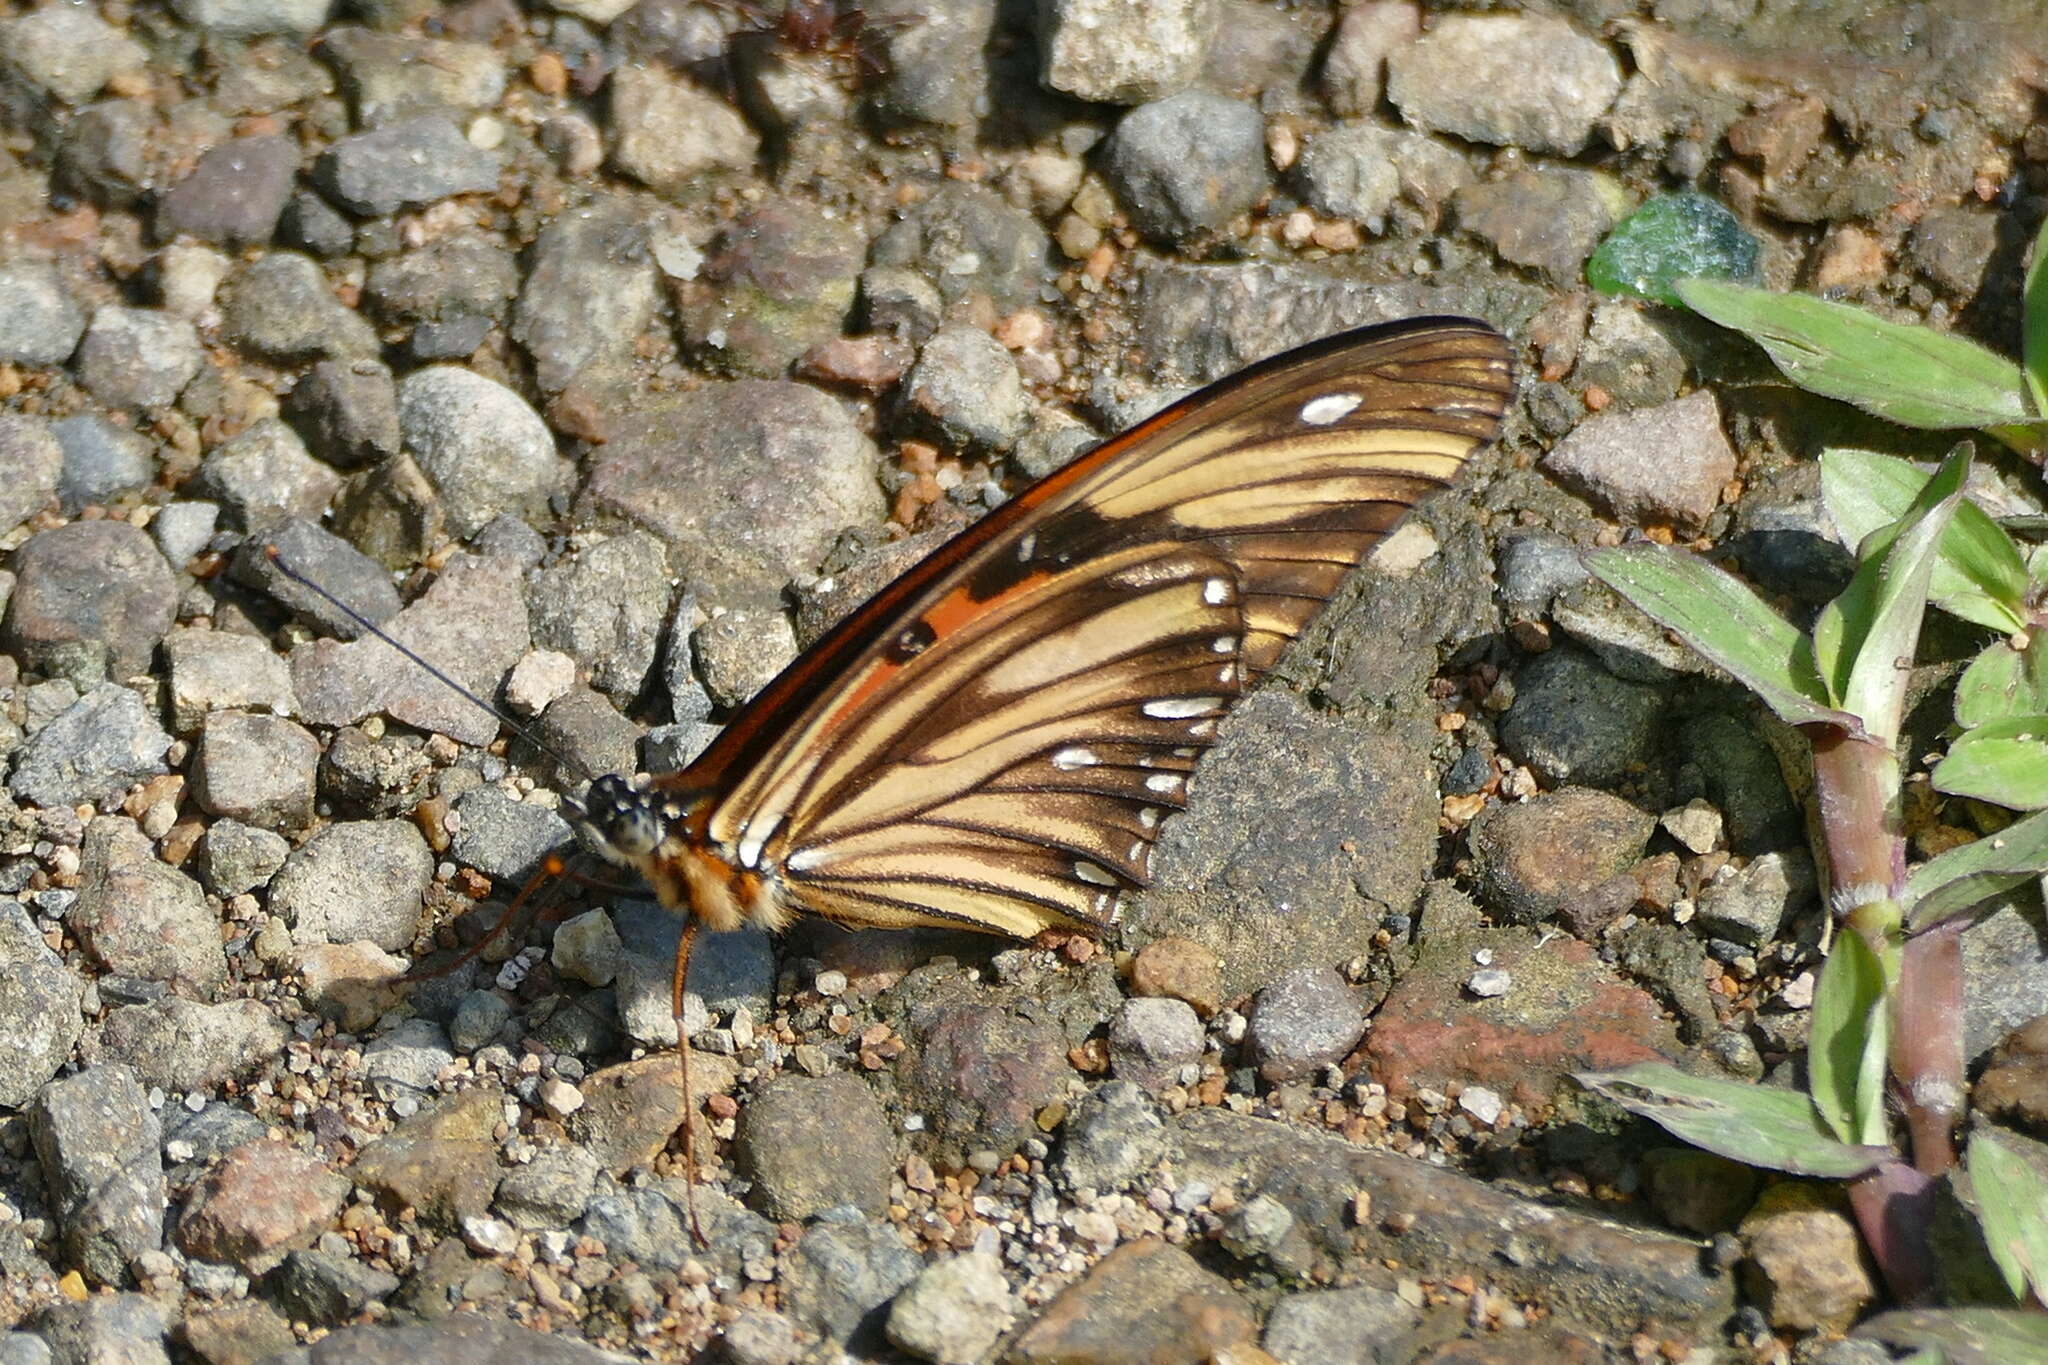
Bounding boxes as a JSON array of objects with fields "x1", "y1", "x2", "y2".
[{"x1": 669, "y1": 318, "x2": 1515, "y2": 937}]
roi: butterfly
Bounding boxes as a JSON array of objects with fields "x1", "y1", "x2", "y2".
[{"x1": 568, "y1": 316, "x2": 1514, "y2": 1026}]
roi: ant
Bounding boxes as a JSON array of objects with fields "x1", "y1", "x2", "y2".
[{"x1": 711, "y1": 0, "x2": 910, "y2": 90}]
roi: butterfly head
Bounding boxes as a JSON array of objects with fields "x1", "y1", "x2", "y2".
[{"x1": 574, "y1": 772, "x2": 669, "y2": 863}]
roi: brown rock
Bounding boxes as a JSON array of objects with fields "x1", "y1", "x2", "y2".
[
  {"x1": 572, "y1": 1051, "x2": 737, "y2": 1175},
  {"x1": 1739, "y1": 1181, "x2": 1877, "y2": 1332},
  {"x1": 1128, "y1": 936, "x2": 1224, "y2": 1018},
  {"x1": 350, "y1": 1087, "x2": 506, "y2": 1229},
  {"x1": 1007, "y1": 1239, "x2": 1257, "y2": 1365},
  {"x1": 177, "y1": 1141, "x2": 350, "y2": 1272},
  {"x1": 1469, "y1": 786, "x2": 1655, "y2": 931}
]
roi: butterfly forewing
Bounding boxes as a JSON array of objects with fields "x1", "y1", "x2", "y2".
[{"x1": 669, "y1": 317, "x2": 1514, "y2": 938}]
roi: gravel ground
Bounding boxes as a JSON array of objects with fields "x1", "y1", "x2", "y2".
[{"x1": 2, "y1": 1, "x2": 2047, "y2": 1363}]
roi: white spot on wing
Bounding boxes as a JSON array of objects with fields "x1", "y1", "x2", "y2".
[
  {"x1": 786, "y1": 846, "x2": 826, "y2": 873},
  {"x1": 1017, "y1": 531, "x2": 1037, "y2": 561},
  {"x1": 1203, "y1": 578, "x2": 1232, "y2": 605},
  {"x1": 1218, "y1": 663, "x2": 1238, "y2": 685},
  {"x1": 1142, "y1": 697, "x2": 1223, "y2": 719},
  {"x1": 1188, "y1": 719, "x2": 1218, "y2": 739},
  {"x1": 1139, "y1": 807, "x2": 1161, "y2": 829},
  {"x1": 1145, "y1": 773, "x2": 1183, "y2": 794},
  {"x1": 1212, "y1": 637, "x2": 1235, "y2": 654},
  {"x1": 1075, "y1": 861, "x2": 1118, "y2": 886},
  {"x1": 1051, "y1": 747, "x2": 1099, "y2": 770},
  {"x1": 1128, "y1": 840, "x2": 1145, "y2": 861},
  {"x1": 735, "y1": 809, "x2": 783, "y2": 868},
  {"x1": 1300, "y1": 392, "x2": 1363, "y2": 426}
]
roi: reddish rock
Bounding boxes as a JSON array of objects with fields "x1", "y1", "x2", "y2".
[
  {"x1": 177, "y1": 1141, "x2": 349, "y2": 1272},
  {"x1": 1366, "y1": 927, "x2": 1678, "y2": 1108},
  {"x1": 1008, "y1": 1239, "x2": 1257, "y2": 1365},
  {"x1": 1128, "y1": 935, "x2": 1224, "y2": 1018}
]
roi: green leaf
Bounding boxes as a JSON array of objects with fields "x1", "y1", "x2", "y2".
[
  {"x1": 1675, "y1": 278, "x2": 2038, "y2": 431},
  {"x1": 1574, "y1": 1061, "x2": 1892, "y2": 1178},
  {"x1": 1586, "y1": 194, "x2": 1761, "y2": 307},
  {"x1": 1820, "y1": 448, "x2": 2030, "y2": 634},
  {"x1": 1809, "y1": 929, "x2": 1891, "y2": 1146},
  {"x1": 1967, "y1": 1128, "x2": 2048, "y2": 1308},
  {"x1": 1811, "y1": 445, "x2": 1969, "y2": 742},
  {"x1": 2024, "y1": 214, "x2": 2048, "y2": 418},
  {"x1": 1906, "y1": 807, "x2": 2048, "y2": 931},
  {"x1": 1931, "y1": 717, "x2": 2048, "y2": 811},
  {"x1": 1858, "y1": 1308, "x2": 2048, "y2": 1365},
  {"x1": 1583, "y1": 545, "x2": 1856, "y2": 732},
  {"x1": 1956, "y1": 637, "x2": 2048, "y2": 729}
]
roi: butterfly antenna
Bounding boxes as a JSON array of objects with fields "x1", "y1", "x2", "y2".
[{"x1": 262, "y1": 545, "x2": 595, "y2": 788}]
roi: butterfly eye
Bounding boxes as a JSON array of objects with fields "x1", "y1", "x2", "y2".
[{"x1": 584, "y1": 774, "x2": 665, "y2": 857}]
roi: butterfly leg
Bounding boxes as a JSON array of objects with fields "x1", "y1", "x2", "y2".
[
  {"x1": 406, "y1": 853, "x2": 569, "y2": 982},
  {"x1": 669, "y1": 915, "x2": 706, "y2": 1244}
]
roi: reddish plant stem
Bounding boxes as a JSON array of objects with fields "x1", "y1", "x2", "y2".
[
  {"x1": 1803, "y1": 727, "x2": 1905, "y2": 908},
  {"x1": 1895, "y1": 923, "x2": 1965, "y2": 1177},
  {"x1": 1847, "y1": 1159, "x2": 1938, "y2": 1303}
]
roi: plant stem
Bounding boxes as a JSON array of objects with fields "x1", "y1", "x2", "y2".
[
  {"x1": 1804, "y1": 727, "x2": 1905, "y2": 906},
  {"x1": 1894, "y1": 923, "x2": 1965, "y2": 1177},
  {"x1": 1847, "y1": 1159, "x2": 1938, "y2": 1303}
]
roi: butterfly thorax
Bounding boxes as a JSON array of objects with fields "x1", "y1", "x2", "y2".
[{"x1": 577, "y1": 773, "x2": 792, "y2": 934}]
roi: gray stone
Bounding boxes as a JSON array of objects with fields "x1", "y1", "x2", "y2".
[
  {"x1": 1107, "y1": 997, "x2": 1202, "y2": 1092},
  {"x1": 509, "y1": 197, "x2": 663, "y2": 396},
  {"x1": 606, "y1": 65, "x2": 757, "y2": 195},
  {"x1": 1495, "y1": 528, "x2": 1589, "y2": 621},
  {"x1": 263, "y1": 1248, "x2": 400, "y2": 1324},
  {"x1": 550, "y1": 909, "x2": 625, "y2": 989},
  {"x1": 0, "y1": 414, "x2": 63, "y2": 534},
  {"x1": 866, "y1": 0, "x2": 999, "y2": 130},
  {"x1": 449, "y1": 785, "x2": 572, "y2": 884},
  {"x1": 866, "y1": 182, "x2": 1050, "y2": 311},
  {"x1": 1319, "y1": 2, "x2": 1419, "y2": 117},
  {"x1": 641, "y1": 721, "x2": 719, "y2": 774},
  {"x1": 781, "y1": 1217, "x2": 923, "y2": 1343},
  {"x1": 692, "y1": 608, "x2": 797, "y2": 711},
  {"x1": 528, "y1": 533, "x2": 672, "y2": 702},
  {"x1": 164, "y1": 627, "x2": 298, "y2": 732},
  {"x1": 282, "y1": 359, "x2": 401, "y2": 471},
  {"x1": 55, "y1": 98, "x2": 151, "y2": 210},
  {"x1": 1126, "y1": 689, "x2": 1437, "y2": 997},
  {"x1": 448, "y1": 989, "x2": 513, "y2": 1053},
  {"x1": 1055, "y1": 1080, "x2": 1166, "y2": 1193},
  {"x1": 364, "y1": 235, "x2": 517, "y2": 348},
  {"x1": 73, "y1": 307, "x2": 203, "y2": 410},
  {"x1": 902, "y1": 326, "x2": 1029, "y2": 451},
  {"x1": 1101, "y1": 91, "x2": 1266, "y2": 245},
  {"x1": 0, "y1": 4, "x2": 147, "y2": 104},
  {"x1": 1546, "y1": 388, "x2": 1735, "y2": 532},
  {"x1": 195, "y1": 818, "x2": 291, "y2": 896},
  {"x1": 1573, "y1": 300, "x2": 1688, "y2": 409},
  {"x1": 271, "y1": 819, "x2": 433, "y2": 949},
  {"x1": 320, "y1": 28, "x2": 505, "y2": 127},
  {"x1": 0, "y1": 901, "x2": 85, "y2": 1108},
  {"x1": 1454, "y1": 165, "x2": 1628, "y2": 280},
  {"x1": 1248, "y1": 965, "x2": 1366, "y2": 1082},
  {"x1": 28, "y1": 1294, "x2": 169, "y2": 1365},
  {"x1": 194, "y1": 418, "x2": 344, "y2": 532},
  {"x1": 236, "y1": 518, "x2": 401, "y2": 641},
  {"x1": 28, "y1": 1065, "x2": 165, "y2": 1286},
  {"x1": 494, "y1": 1144, "x2": 600, "y2": 1230},
  {"x1": 364, "y1": 1018, "x2": 454, "y2": 1100},
  {"x1": 72, "y1": 817, "x2": 227, "y2": 991},
  {"x1": 1262, "y1": 1284, "x2": 1422, "y2": 1365},
  {"x1": 397, "y1": 367, "x2": 565, "y2": 538},
  {"x1": 1388, "y1": 12, "x2": 1621, "y2": 155},
  {"x1": 1294, "y1": 121, "x2": 1402, "y2": 232},
  {"x1": 1697, "y1": 851, "x2": 1817, "y2": 947},
  {"x1": 581, "y1": 381, "x2": 882, "y2": 608},
  {"x1": 673, "y1": 198, "x2": 865, "y2": 380},
  {"x1": 98, "y1": 997, "x2": 287, "y2": 1093},
  {"x1": 192, "y1": 711, "x2": 320, "y2": 831},
  {"x1": 155, "y1": 134, "x2": 299, "y2": 249},
  {"x1": 149, "y1": 501, "x2": 220, "y2": 568},
  {"x1": 0, "y1": 261, "x2": 85, "y2": 365},
  {"x1": 885, "y1": 1250, "x2": 1015, "y2": 1365},
  {"x1": 1499, "y1": 644, "x2": 1666, "y2": 787},
  {"x1": 8, "y1": 685, "x2": 171, "y2": 809},
  {"x1": 735, "y1": 1074, "x2": 894, "y2": 1221},
  {"x1": 1039, "y1": 0, "x2": 1217, "y2": 105},
  {"x1": 615, "y1": 904, "x2": 776, "y2": 1047},
  {"x1": 221, "y1": 252, "x2": 379, "y2": 362},
  {"x1": 312, "y1": 116, "x2": 498, "y2": 216},
  {"x1": 49, "y1": 414, "x2": 155, "y2": 512}
]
